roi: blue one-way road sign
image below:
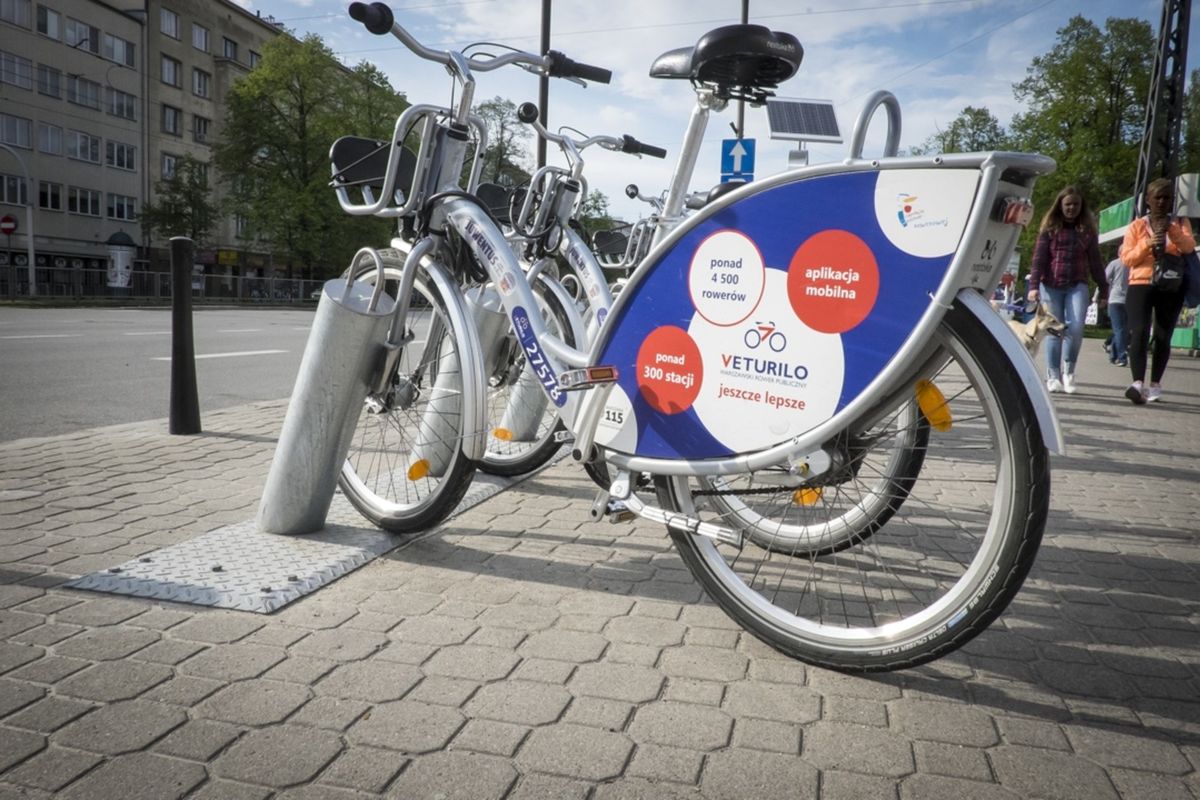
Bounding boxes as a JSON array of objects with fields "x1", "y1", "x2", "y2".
[{"x1": 720, "y1": 138, "x2": 755, "y2": 181}]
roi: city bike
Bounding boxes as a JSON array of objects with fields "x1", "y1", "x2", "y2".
[{"x1": 265, "y1": 1, "x2": 1062, "y2": 672}]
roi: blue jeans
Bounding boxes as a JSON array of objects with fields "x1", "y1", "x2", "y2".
[
  {"x1": 1107, "y1": 302, "x2": 1128, "y2": 363},
  {"x1": 1040, "y1": 282, "x2": 1089, "y2": 379}
]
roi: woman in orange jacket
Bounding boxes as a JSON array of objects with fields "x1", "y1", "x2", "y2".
[{"x1": 1117, "y1": 177, "x2": 1196, "y2": 404}]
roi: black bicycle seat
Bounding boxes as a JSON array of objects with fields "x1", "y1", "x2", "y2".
[
  {"x1": 330, "y1": 135, "x2": 417, "y2": 200},
  {"x1": 593, "y1": 228, "x2": 629, "y2": 256},
  {"x1": 475, "y1": 182, "x2": 512, "y2": 226},
  {"x1": 649, "y1": 24, "x2": 802, "y2": 93}
]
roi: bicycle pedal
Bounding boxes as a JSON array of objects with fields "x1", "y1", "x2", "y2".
[
  {"x1": 557, "y1": 365, "x2": 619, "y2": 391},
  {"x1": 606, "y1": 500, "x2": 636, "y2": 524}
]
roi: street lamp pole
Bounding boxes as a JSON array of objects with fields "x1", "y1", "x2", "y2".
[{"x1": 0, "y1": 143, "x2": 36, "y2": 297}]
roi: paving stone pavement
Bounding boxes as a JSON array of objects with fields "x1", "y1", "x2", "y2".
[{"x1": 1, "y1": 343, "x2": 1198, "y2": 799}]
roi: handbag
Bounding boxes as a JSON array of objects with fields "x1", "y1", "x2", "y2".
[
  {"x1": 1152, "y1": 251, "x2": 1184, "y2": 293},
  {"x1": 1184, "y1": 250, "x2": 1200, "y2": 308},
  {"x1": 1084, "y1": 300, "x2": 1098, "y2": 326}
]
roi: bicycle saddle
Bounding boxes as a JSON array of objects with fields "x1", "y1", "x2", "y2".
[
  {"x1": 593, "y1": 228, "x2": 630, "y2": 256},
  {"x1": 649, "y1": 24, "x2": 802, "y2": 97},
  {"x1": 475, "y1": 182, "x2": 513, "y2": 226},
  {"x1": 330, "y1": 135, "x2": 417, "y2": 199}
]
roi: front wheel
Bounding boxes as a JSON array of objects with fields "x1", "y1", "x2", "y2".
[{"x1": 657, "y1": 302, "x2": 1049, "y2": 672}]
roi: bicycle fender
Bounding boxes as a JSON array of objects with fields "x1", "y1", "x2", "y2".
[{"x1": 956, "y1": 289, "x2": 1064, "y2": 454}]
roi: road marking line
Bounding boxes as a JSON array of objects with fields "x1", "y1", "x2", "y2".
[
  {"x1": 0, "y1": 334, "x2": 82, "y2": 340},
  {"x1": 151, "y1": 349, "x2": 287, "y2": 361}
]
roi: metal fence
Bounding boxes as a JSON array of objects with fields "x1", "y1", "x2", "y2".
[{"x1": 0, "y1": 266, "x2": 327, "y2": 304}]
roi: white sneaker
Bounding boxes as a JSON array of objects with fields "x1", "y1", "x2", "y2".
[
  {"x1": 1146, "y1": 385, "x2": 1162, "y2": 402},
  {"x1": 1046, "y1": 378, "x2": 1063, "y2": 393},
  {"x1": 1062, "y1": 374, "x2": 1077, "y2": 394}
]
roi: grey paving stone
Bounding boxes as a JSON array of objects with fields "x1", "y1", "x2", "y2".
[
  {"x1": 464, "y1": 680, "x2": 570, "y2": 726},
  {"x1": 662, "y1": 677, "x2": 725, "y2": 706},
  {"x1": 821, "y1": 771, "x2": 900, "y2": 800},
  {"x1": 0, "y1": 680, "x2": 44, "y2": 717},
  {"x1": 403, "y1": 675, "x2": 479, "y2": 707},
  {"x1": 287, "y1": 696, "x2": 370, "y2": 731},
  {"x1": 659, "y1": 645, "x2": 748, "y2": 682},
  {"x1": 995, "y1": 716, "x2": 1071, "y2": 750},
  {"x1": 568, "y1": 662, "x2": 664, "y2": 703},
  {"x1": 511, "y1": 657, "x2": 575, "y2": 685},
  {"x1": 803, "y1": 721, "x2": 915, "y2": 778},
  {"x1": 312, "y1": 660, "x2": 422, "y2": 702},
  {"x1": 1063, "y1": 723, "x2": 1191, "y2": 774},
  {"x1": 603, "y1": 615, "x2": 686, "y2": 647},
  {"x1": 722, "y1": 680, "x2": 821, "y2": 723},
  {"x1": 52, "y1": 598, "x2": 145, "y2": 627},
  {"x1": 449, "y1": 719, "x2": 529, "y2": 757},
  {"x1": 1106, "y1": 767, "x2": 1197, "y2": 800},
  {"x1": 627, "y1": 701, "x2": 732, "y2": 750},
  {"x1": 807, "y1": 670, "x2": 903, "y2": 700},
  {"x1": 0, "y1": 727, "x2": 44, "y2": 771},
  {"x1": 562, "y1": 696, "x2": 633, "y2": 731},
  {"x1": 187, "y1": 780, "x2": 273, "y2": 800},
  {"x1": 212, "y1": 726, "x2": 343, "y2": 788},
  {"x1": 140, "y1": 675, "x2": 225, "y2": 707},
  {"x1": 4, "y1": 696, "x2": 94, "y2": 733},
  {"x1": 347, "y1": 700, "x2": 466, "y2": 753},
  {"x1": 516, "y1": 724, "x2": 633, "y2": 782},
  {"x1": 55, "y1": 699, "x2": 186, "y2": 755},
  {"x1": 518, "y1": 629, "x2": 608, "y2": 662},
  {"x1": 914, "y1": 740, "x2": 995, "y2": 782},
  {"x1": 273, "y1": 601, "x2": 359, "y2": 630},
  {"x1": 0, "y1": 746, "x2": 101, "y2": 793},
  {"x1": 389, "y1": 615, "x2": 479, "y2": 646},
  {"x1": 288, "y1": 629, "x2": 387, "y2": 661},
  {"x1": 130, "y1": 638, "x2": 207, "y2": 666},
  {"x1": 889, "y1": 698, "x2": 999, "y2": 747},
  {"x1": 55, "y1": 660, "x2": 172, "y2": 702},
  {"x1": 177, "y1": 643, "x2": 287, "y2": 681},
  {"x1": 53, "y1": 626, "x2": 159, "y2": 661},
  {"x1": 317, "y1": 745, "x2": 405, "y2": 793},
  {"x1": 625, "y1": 743, "x2": 703, "y2": 784},
  {"x1": 10, "y1": 623, "x2": 79, "y2": 649},
  {"x1": 988, "y1": 745, "x2": 1120, "y2": 800},
  {"x1": 422, "y1": 645, "x2": 520, "y2": 681},
  {"x1": 591, "y1": 778, "x2": 702, "y2": 799},
  {"x1": 0, "y1": 642, "x2": 43, "y2": 675},
  {"x1": 505, "y1": 772, "x2": 590, "y2": 800},
  {"x1": 823, "y1": 694, "x2": 889, "y2": 727},
  {"x1": 698, "y1": 749, "x2": 819, "y2": 799},
  {"x1": 57, "y1": 752, "x2": 205, "y2": 800},
  {"x1": 385, "y1": 750, "x2": 517, "y2": 800},
  {"x1": 899, "y1": 774, "x2": 1019, "y2": 800},
  {"x1": 154, "y1": 719, "x2": 243, "y2": 761},
  {"x1": 196, "y1": 680, "x2": 311, "y2": 726}
]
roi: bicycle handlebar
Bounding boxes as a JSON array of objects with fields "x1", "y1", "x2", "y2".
[
  {"x1": 348, "y1": 2, "x2": 610, "y2": 84},
  {"x1": 621, "y1": 135, "x2": 667, "y2": 159}
]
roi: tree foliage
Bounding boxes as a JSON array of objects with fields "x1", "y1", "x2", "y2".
[
  {"x1": 139, "y1": 155, "x2": 220, "y2": 244},
  {"x1": 911, "y1": 107, "x2": 1009, "y2": 156},
  {"x1": 474, "y1": 96, "x2": 532, "y2": 186},
  {"x1": 214, "y1": 36, "x2": 408, "y2": 278},
  {"x1": 575, "y1": 189, "x2": 613, "y2": 241}
]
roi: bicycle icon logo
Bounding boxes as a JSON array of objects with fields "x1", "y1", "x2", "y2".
[{"x1": 743, "y1": 321, "x2": 787, "y2": 352}]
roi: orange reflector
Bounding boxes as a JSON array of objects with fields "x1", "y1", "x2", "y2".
[
  {"x1": 915, "y1": 379, "x2": 952, "y2": 432},
  {"x1": 793, "y1": 487, "x2": 822, "y2": 506},
  {"x1": 492, "y1": 428, "x2": 514, "y2": 441},
  {"x1": 407, "y1": 459, "x2": 431, "y2": 480}
]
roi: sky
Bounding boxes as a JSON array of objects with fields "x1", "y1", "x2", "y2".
[{"x1": 230, "y1": 0, "x2": 1198, "y2": 221}]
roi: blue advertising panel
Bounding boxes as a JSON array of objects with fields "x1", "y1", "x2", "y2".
[{"x1": 592, "y1": 168, "x2": 981, "y2": 460}]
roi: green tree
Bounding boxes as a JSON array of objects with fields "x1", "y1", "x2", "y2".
[
  {"x1": 214, "y1": 35, "x2": 408, "y2": 279},
  {"x1": 911, "y1": 106, "x2": 1009, "y2": 155},
  {"x1": 139, "y1": 155, "x2": 220, "y2": 244},
  {"x1": 1180, "y1": 69, "x2": 1200, "y2": 176},
  {"x1": 474, "y1": 96, "x2": 532, "y2": 186},
  {"x1": 575, "y1": 189, "x2": 613, "y2": 241}
]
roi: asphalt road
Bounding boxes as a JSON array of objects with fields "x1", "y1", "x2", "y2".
[{"x1": 0, "y1": 306, "x2": 314, "y2": 442}]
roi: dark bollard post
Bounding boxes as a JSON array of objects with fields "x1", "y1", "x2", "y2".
[{"x1": 169, "y1": 236, "x2": 201, "y2": 434}]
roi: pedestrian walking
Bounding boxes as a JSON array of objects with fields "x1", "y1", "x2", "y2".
[
  {"x1": 1103, "y1": 256, "x2": 1129, "y2": 367},
  {"x1": 1027, "y1": 186, "x2": 1108, "y2": 394},
  {"x1": 1118, "y1": 176, "x2": 1196, "y2": 404}
]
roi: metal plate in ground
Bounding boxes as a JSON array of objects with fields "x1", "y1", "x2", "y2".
[{"x1": 66, "y1": 466, "x2": 548, "y2": 613}]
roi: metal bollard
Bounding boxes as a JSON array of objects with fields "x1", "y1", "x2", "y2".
[
  {"x1": 169, "y1": 236, "x2": 201, "y2": 435},
  {"x1": 258, "y1": 262, "x2": 394, "y2": 534}
]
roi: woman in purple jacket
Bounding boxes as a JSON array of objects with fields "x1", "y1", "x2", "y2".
[{"x1": 1026, "y1": 186, "x2": 1108, "y2": 394}]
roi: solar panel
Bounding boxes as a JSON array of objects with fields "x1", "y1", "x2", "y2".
[{"x1": 766, "y1": 98, "x2": 842, "y2": 143}]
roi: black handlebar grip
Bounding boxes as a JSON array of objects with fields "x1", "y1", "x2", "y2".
[
  {"x1": 517, "y1": 102, "x2": 539, "y2": 124},
  {"x1": 348, "y1": 2, "x2": 393, "y2": 35},
  {"x1": 625, "y1": 184, "x2": 639, "y2": 199},
  {"x1": 546, "y1": 51, "x2": 612, "y2": 84},
  {"x1": 639, "y1": 142, "x2": 667, "y2": 159}
]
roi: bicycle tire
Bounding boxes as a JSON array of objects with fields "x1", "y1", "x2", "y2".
[
  {"x1": 479, "y1": 276, "x2": 576, "y2": 477},
  {"x1": 656, "y1": 301, "x2": 1049, "y2": 672},
  {"x1": 338, "y1": 251, "x2": 480, "y2": 533}
]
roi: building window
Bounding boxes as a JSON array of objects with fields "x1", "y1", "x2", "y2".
[
  {"x1": 192, "y1": 23, "x2": 208, "y2": 52},
  {"x1": 36, "y1": 64, "x2": 60, "y2": 97},
  {"x1": 107, "y1": 193, "x2": 136, "y2": 220},
  {"x1": 67, "y1": 186, "x2": 102, "y2": 216},
  {"x1": 193, "y1": 115, "x2": 210, "y2": 144},
  {"x1": 161, "y1": 104, "x2": 181, "y2": 135},
  {"x1": 103, "y1": 34, "x2": 135, "y2": 67},
  {"x1": 248, "y1": 50, "x2": 261, "y2": 68},
  {"x1": 35, "y1": 4, "x2": 57, "y2": 38},
  {"x1": 160, "y1": 7, "x2": 178, "y2": 38},
  {"x1": 38, "y1": 180, "x2": 61, "y2": 211},
  {"x1": 161, "y1": 55, "x2": 180, "y2": 87},
  {"x1": 106, "y1": 88, "x2": 136, "y2": 120},
  {"x1": 1, "y1": 173, "x2": 28, "y2": 205},
  {"x1": 192, "y1": 68, "x2": 210, "y2": 99},
  {"x1": 106, "y1": 141, "x2": 136, "y2": 171},
  {"x1": 36, "y1": 122, "x2": 61, "y2": 154},
  {"x1": 67, "y1": 76, "x2": 101, "y2": 109},
  {"x1": 67, "y1": 130, "x2": 101, "y2": 163},
  {"x1": 222, "y1": 37, "x2": 238, "y2": 60},
  {"x1": 64, "y1": 18, "x2": 98, "y2": 53},
  {"x1": 0, "y1": 0, "x2": 31, "y2": 28},
  {"x1": 161, "y1": 152, "x2": 178, "y2": 179},
  {"x1": 0, "y1": 113, "x2": 32, "y2": 148},
  {"x1": 0, "y1": 50, "x2": 32, "y2": 90}
]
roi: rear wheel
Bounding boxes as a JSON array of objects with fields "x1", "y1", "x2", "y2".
[
  {"x1": 338, "y1": 252, "x2": 479, "y2": 533},
  {"x1": 657, "y1": 302, "x2": 1049, "y2": 672}
]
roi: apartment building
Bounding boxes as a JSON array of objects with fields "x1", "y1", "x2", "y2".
[{"x1": 0, "y1": 0, "x2": 283, "y2": 296}]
